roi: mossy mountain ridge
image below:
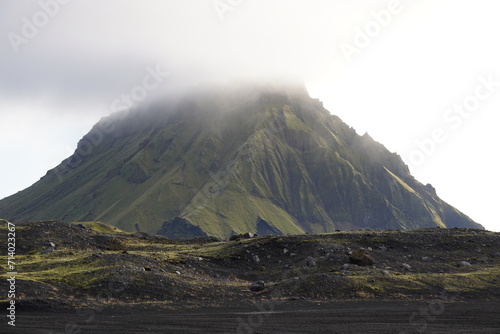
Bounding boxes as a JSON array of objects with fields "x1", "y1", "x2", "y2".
[{"x1": 0, "y1": 83, "x2": 482, "y2": 238}]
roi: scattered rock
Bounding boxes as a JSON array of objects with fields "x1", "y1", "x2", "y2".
[
  {"x1": 349, "y1": 249, "x2": 375, "y2": 266},
  {"x1": 41, "y1": 248, "x2": 54, "y2": 254},
  {"x1": 378, "y1": 246, "x2": 388, "y2": 251},
  {"x1": 243, "y1": 232, "x2": 254, "y2": 239},
  {"x1": 402, "y1": 263, "x2": 411, "y2": 270},
  {"x1": 249, "y1": 280, "x2": 266, "y2": 292},
  {"x1": 230, "y1": 232, "x2": 255, "y2": 241},
  {"x1": 48, "y1": 241, "x2": 56, "y2": 248},
  {"x1": 12, "y1": 220, "x2": 500, "y2": 307},
  {"x1": 252, "y1": 255, "x2": 260, "y2": 263},
  {"x1": 458, "y1": 261, "x2": 471, "y2": 267},
  {"x1": 305, "y1": 257, "x2": 317, "y2": 267}
]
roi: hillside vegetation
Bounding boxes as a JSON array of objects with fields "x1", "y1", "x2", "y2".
[
  {"x1": 1, "y1": 220, "x2": 498, "y2": 310},
  {"x1": 0, "y1": 83, "x2": 482, "y2": 238}
]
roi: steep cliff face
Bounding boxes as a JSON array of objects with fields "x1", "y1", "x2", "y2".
[{"x1": 0, "y1": 83, "x2": 482, "y2": 238}]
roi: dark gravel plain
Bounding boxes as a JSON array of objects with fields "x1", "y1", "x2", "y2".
[{"x1": 10, "y1": 300, "x2": 500, "y2": 334}]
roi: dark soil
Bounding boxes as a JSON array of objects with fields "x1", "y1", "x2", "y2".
[
  {"x1": 11, "y1": 300, "x2": 500, "y2": 333},
  {"x1": 1, "y1": 221, "x2": 500, "y2": 333}
]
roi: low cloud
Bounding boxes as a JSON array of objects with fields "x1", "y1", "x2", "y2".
[{"x1": 0, "y1": 0, "x2": 317, "y2": 115}]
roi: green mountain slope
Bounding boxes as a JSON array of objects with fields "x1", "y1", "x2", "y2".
[{"x1": 0, "y1": 83, "x2": 483, "y2": 238}]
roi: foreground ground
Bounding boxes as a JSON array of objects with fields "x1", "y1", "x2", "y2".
[
  {"x1": 12, "y1": 300, "x2": 500, "y2": 333},
  {"x1": 1, "y1": 220, "x2": 500, "y2": 332}
]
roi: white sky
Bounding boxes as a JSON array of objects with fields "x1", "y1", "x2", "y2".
[{"x1": 0, "y1": 0, "x2": 498, "y2": 231}]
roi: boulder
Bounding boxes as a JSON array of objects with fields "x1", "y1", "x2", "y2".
[
  {"x1": 249, "y1": 280, "x2": 266, "y2": 292},
  {"x1": 230, "y1": 232, "x2": 255, "y2": 241},
  {"x1": 243, "y1": 232, "x2": 254, "y2": 239},
  {"x1": 305, "y1": 257, "x2": 317, "y2": 267},
  {"x1": 458, "y1": 261, "x2": 471, "y2": 267},
  {"x1": 349, "y1": 249, "x2": 375, "y2": 266}
]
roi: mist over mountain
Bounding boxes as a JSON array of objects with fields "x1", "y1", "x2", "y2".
[{"x1": 0, "y1": 82, "x2": 482, "y2": 238}]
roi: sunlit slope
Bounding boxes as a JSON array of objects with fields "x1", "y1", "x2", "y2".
[{"x1": 0, "y1": 84, "x2": 482, "y2": 238}]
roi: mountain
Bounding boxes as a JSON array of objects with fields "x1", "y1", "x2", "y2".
[{"x1": 0, "y1": 82, "x2": 483, "y2": 238}]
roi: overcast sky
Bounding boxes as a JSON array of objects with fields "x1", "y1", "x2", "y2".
[{"x1": 0, "y1": 0, "x2": 499, "y2": 231}]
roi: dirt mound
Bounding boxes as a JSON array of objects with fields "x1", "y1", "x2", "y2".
[
  {"x1": 2, "y1": 221, "x2": 500, "y2": 309},
  {"x1": 8, "y1": 221, "x2": 127, "y2": 254}
]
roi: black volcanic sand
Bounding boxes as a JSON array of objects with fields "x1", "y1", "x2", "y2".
[{"x1": 12, "y1": 300, "x2": 500, "y2": 333}]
